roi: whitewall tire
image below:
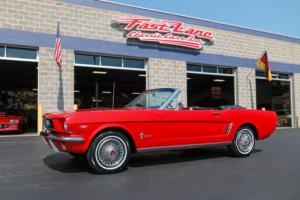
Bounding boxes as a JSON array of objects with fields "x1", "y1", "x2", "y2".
[
  {"x1": 87, "y1": 131, "x2": 130, "y2": 174},
  {"x1": 228, "y1": 126, "x2": 255, "y2": 157}
]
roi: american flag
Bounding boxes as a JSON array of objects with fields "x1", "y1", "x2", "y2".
[{"x1": 54, "y1": 21, "x2": 62, "y2": 68}]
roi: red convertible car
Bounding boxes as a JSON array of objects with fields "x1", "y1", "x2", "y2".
[
  {"x1": 41, "y1": 88, "x2": 277, "y2": 173},
  {"x1": 0, "y1": 109, "x2": 24, "y2": 134}
]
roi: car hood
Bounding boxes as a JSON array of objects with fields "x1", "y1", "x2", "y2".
[{"x1": 43, "y1": 107, "x2": 144, "y2": 119}]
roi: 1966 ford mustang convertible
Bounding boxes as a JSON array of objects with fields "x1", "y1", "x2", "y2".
[{"x1": 41, "y1": 88, "x2": 277, "y2": 173}]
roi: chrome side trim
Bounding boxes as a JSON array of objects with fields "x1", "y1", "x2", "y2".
[
  {"x1": 137, "y1": 141, "x2": 231, "y2": 153},
  {"x1": 44, "y1": 134, "x2": 84, "y2": 143}
]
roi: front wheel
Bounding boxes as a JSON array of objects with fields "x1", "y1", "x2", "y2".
[
  {"x1": 86, "y1": 131, "x2": 130, "y2": 174},
  {"x1": 228, "y1": 126, "x2": 255, "y2": 157}
]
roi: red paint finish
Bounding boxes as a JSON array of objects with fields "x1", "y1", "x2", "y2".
[
  {"x1": 0, "y1": 112, "x2": 24, "y2": 133},
  {"x1": 42, "y1": 108, "x2": 277, "y2": 153}
]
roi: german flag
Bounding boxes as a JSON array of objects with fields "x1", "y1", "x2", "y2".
[{"x1": 257, "y1": 51, "x2": 272, "y2": 81}]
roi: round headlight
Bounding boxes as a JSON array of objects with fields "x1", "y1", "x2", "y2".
[{"x1": 63, "y1": 120, "x2": 68, "y2": 131}]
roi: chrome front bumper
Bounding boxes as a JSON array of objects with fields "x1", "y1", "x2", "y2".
[
  {"x1": 40, "y1": 131, "x2": 84, "y2": 142},
  {"x1": 40, "y1": 131, "x2": 84, "y2": 152}
]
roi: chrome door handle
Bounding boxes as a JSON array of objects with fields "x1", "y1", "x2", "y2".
[{"x1": 213, "y1": 112, "x2": 221, "y2": 116}]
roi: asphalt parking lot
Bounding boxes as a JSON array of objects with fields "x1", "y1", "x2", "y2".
[{"x1": 0, "y1": 129, "x2": 299, "y2": 200}]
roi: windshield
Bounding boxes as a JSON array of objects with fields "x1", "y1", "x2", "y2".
[{"x1": 127, "y1": 88, "x2": 178, "y2": 109}]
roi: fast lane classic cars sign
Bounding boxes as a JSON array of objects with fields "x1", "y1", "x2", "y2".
[{"x1": 114, "y1": 18, "x2": 214, "y2": 50}]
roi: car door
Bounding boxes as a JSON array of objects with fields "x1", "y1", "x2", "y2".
[
  {"x1": 138, "y1": 109, "x2": 231, "y2": 148},
  {"x1": 169, "y1": 109, "x2": 230, "y2": 143}
]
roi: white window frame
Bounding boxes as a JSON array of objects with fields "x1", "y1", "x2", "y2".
[
  {"x1": 0, "y1": 45, "x2": 39, "y2": 62},
  {"x1": 256, "y1": 72, "x2": 291, "y2": 82},
  {"x1": 187, "y1": 63, "x2": 235, "y2": 77},
  {"x1": 74, "y1": 52, "x2": 146, "y2": 72}
]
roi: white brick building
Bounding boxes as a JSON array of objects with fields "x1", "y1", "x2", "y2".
[{"x1": 0, "y1": 0, "x2": 299, "y2": 131}]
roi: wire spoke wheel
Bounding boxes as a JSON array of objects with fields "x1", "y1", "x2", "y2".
[
  {"x1": 95, "y1": 136, "x2": 128, "y2": 170},
  {"x1": 235, "y1": 128, "x2": 255, "y2": 154}
]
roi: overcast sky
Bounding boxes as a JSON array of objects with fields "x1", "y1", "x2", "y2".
[{"x1": 109, "y1": 0, "x2": 300, "y2": 38}]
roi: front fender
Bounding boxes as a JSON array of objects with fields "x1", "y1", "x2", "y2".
[{"x1": 84, "y1": 123, "x2": 135, "y2": 151}]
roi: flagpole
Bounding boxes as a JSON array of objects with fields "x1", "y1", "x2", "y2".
[
  {"x1": 247, "y1": 71, "x2": 254, "y2": 109},
  {"x1": 54, "y1": 21, "x2": 64, "y2": 111}
]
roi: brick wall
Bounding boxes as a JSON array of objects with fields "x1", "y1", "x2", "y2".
[
  {"x1": 235, "y1": 68, "x2": 257, "y2": 109},
  {"x1": 147, "y1": 58, "x2": 187, "y2": 105},
  {"x1": 292, "y1": 73, "x2": 300, "y2": 128},
  {"x1": 38, "y1": 48, "x2": 74, "y2": 113}
]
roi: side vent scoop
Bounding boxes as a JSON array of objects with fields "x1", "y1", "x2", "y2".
[{"x1": 224, "y1": 123, "x2": 233, "y2": 135}]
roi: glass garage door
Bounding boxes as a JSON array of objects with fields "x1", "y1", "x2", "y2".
[
  {"x1": 256, "y1": 71, "x2": 292, "y2": 127},
  {"x1": 74, "y1": 53, "x2": 146, "y2": 109}
]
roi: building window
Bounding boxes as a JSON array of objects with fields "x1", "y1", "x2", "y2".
[
  {"x1": 279, "y1": 74, "x2": 289, "y2": 79},
  {"x1": 123, "y1": 58, "x2": 144, "y2": 69},
  {"x1": 75, "y1": 53, "x2": 145, "y2": 70},
  {"x1": 203, "y1": 65, "x2": 217, "y2": 73},
  {"x1": 218, "y1": 67, "x2": 233, "y2": 74},
  {"x1": 0, "y1": 46, "x2": 38, "y2": 61},
  {"x1": 6, "y1": 47, "x2": 37, "y2": 60},
  {"x1": 187, "y1": 63, "x2": 234, "y2": 76},
  {"x1": 0, "y1": 46, "x2": 4, "y2": 57},
  {"x1": 101, "y1": 56, "x2": 122, "y2": 67},
  {"x1": 256, "y1": 71, "x2": 290, "y2": 80},
  {"x1": 75, "y1": 54, "x2": 99, "y2": 65},
  {"x1": 187, "y1": 64, "x2": 202, "y2": 72}
]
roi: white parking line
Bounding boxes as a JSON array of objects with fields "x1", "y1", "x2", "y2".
[
  {"x1": 0, "y1": 140, "x2": 41, "y2": 144},
  {"x1": 0, "y1": 133, "x2": 39, "y2": 138}
]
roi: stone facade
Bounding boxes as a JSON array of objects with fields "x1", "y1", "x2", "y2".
[
  {"x1": 235, "y1": 68, "x2": 256, "y2": 109},
  {"x1": 38, "y1": 48, "x2": 74, "y2": 113},
  {"x1": 147, "y1": 58, "x2": 187, "y2": 105},
  {"x1": 292, "y1": 73, "x2": 300, "y2": 128}
]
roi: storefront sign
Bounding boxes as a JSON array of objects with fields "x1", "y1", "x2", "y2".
[{"x1": 114, "y1": 18, "x2": 213, "y2": 49}]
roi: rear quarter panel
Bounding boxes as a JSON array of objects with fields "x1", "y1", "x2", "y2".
[{"x1": 228, "y1": 109, "x2": 277, "y2": 140}]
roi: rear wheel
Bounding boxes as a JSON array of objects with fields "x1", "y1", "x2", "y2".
[
  {"x1": 86, "y1": 131, "x2": 130, "y2": 174},
  {"x1": 228, "y1": 126, "x2": 255, "y2": 157}
]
